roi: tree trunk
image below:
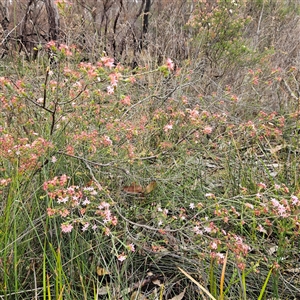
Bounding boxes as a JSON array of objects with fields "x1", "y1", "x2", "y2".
[
  {"x1": 45, "y1": 0, "x2": 60, "y2": 41},
  {"x1": 139, "y1": 0, "x2": 151, "y2": 50}
]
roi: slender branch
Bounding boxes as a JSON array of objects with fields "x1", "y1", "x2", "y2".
[
  {"x1": 43, "y1": 66, "x2": 50, "y2": 108},
  {"x1": 58, "y1": 151, "x2": 131, "y2": 175}
]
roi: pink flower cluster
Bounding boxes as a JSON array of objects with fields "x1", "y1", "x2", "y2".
[{"x1": 44, "y1": 177, "x2": 118, "y2": 234}]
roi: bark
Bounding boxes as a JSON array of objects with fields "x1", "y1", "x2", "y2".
[
  {"x1": 139, "y1": 0, "x2": 151, "y2": 50},
  {"x1": 112, "y1": 0, "x2": 123, "y2": 59},
  {"x1": 45, "y1": 0, "x2": 60, "y2": 41},
  {"x1": 142, "y1": 0, "x2": 151, "y2": 36}
]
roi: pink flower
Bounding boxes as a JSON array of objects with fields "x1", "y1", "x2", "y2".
[
  {"x1": 215, "y1": 252, "x2": 225, "y2": 264},
  {"x1": 166, "y1": 58, "x2": 174, "y2": 71},
  {"x1": 127, "y1": 243, "x2": 135, "y2": 252},
  {"x1": 59, "y1": 174, "x2": 69, "y2": 186},
  {"x1": 82, "y1": 197, "x2": 90, "y2": 206},
  {"x1": 61, "y1": 223, "x2": 73, "y2": 233},
  {"x1": 47, "y1": 207, "x2": 56, "y2": 216},
  {"x1": 163, "y1": 123, "x2": 173, "y2": 132},
  {"x1": 257, "y1": 182, "x2": 266, "y2": 189},
  {"x1": 59, "y1": 209, "x2": 70, "y2": 217},
  {"x1": 109, "y1": 73, "x2": 119, "y2": 86},
  {"x1": 58, "y1": 44, "x2": 72, "y2": 56},
  {"x1": 210, "y1": 241, "x2": 218, "y2": 250},
  {"x1": 237, "y1": 262, "x2": 246, "y2": 270},
  {"x1": 189, "y1": 109, "x2": 199, "y2": 119},
  {"x1": 101, "y1": 57, "x2": 115, "y2": 69},
  {"x1": 111, "y1": 216, "x2": 118, "y2": 226},
  {"x1": 117, "y1": 253, "x2": 127, "y2": 262},
  {"x1": 101, "y1": 135, "x2": 112, "y2": 146},
  {"x1": 107, "y1": 85, "x2": 114, "y2": 94},
  {"x1": 274, "y1": 184, "x2": 281, "y2": 190},
  {"x1": 129, "y1": 76, "x2": 136, "y2": 84},
  {"x1": 291, "y1": 195, "x2": 299, "y2": 206},
  {"x1": 245, "y1": 203, "x2": 254, "y2": 209},
  {"x1": 193, "y1": 226, "x2": 203, "y2": 235},
  {"x1": 57, "y1": 196, "x2": 69, "y2": 204},
  {"x1": 82, "y1": 223, "x2": 90, "y2": 232},
  {"x1": 103, "y1": 210, "x2": 112, "y2": 223},
  {"x1": 252, "y1": 76, "x2": 259, "y2": 85},
  {"x1": 257, "y1": 224, "x2": 267, "y2": 234},
  {"x1": 204, "y1": 226, "x2": 212, "y2": 233},
  {"x1": 271, "y1": 198, "x2": 280, "y2": 207},
  {"x1": 46, "y1": 40, "x2": 56, "y2": 49},
  {"x1": 277, "y1": 204, "x2": 287, "y2": 217},
  {"x1": 98, "y1": 201, "x2": 110, "y2": 209},
  {"x1": 104, "y1": 227, "x2": 110, "y2": 236},
  {"x1": 121, "y1": 95, "x2": 131, "y2": 106},
  {"x1": 203, "y1": 126, "x2": 213, "y2": 134}
]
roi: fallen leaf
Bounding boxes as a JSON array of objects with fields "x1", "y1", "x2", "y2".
[
  {"x1": 97, "y1": 286, "x2": 109, "y2": 295},
  {"x1": 144, "y1": 181, "x2": 157, "y2": 194},
  {"x1": 123, "y1": 183, "x2": 144, "y2": 195},
  {"x1": 168, "y1": 288, "x2": 186, "y2": 300},
  {"x1": 130, "y1": 291, "x2": 148, "y2": 300},
  {"x1": 152, "y1": 279, "x2": 162, "y2": 286},
  {"x1": 266, "y1": 245, "x2": 278, "y2": 256},
  {"x1": 270, "y1": 144, "x2": 286, "y2": 154},
  {"x1": 96, "y1": 266, "x2": 110, "y2": 276}
]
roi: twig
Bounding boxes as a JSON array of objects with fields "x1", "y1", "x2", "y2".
[
  {"x1": 83, "y1": 159, "x2": 104, "y2": 192},
  {"x1": 58, "y1": 151, "x2": 131, "y2": 174},
  {"x1": 282, "y1": 79, "x2": 298, "y2": 100},
  {"x1": 0, "y1": 15, "x2": 26, "y2": 46},
  {"x1": 43, "y1": 66, "x2": 50, "y2": 108}
]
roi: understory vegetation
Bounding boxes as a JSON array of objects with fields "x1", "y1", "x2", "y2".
[{"x1": 1, "y1": 0, "x2": 300, "y2": 299}]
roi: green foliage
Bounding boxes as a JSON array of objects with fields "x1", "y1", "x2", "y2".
[{"x1": 186, "y1": 0, "x2": 254, "y2": 63}]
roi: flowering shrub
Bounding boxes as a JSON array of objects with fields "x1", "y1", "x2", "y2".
[{"x1": 1, "y1": 2, "x2": 300, "y2": 298}]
